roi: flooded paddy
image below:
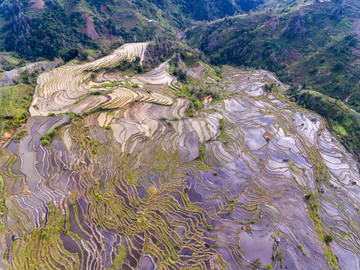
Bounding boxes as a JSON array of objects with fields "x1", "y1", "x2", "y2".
[{"x1": 0, "y1": 51, "x2": 360, "y2": 269}]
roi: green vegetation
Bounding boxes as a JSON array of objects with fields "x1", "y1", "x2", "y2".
[
  {"x1": 219, "y1": 118, "x2": 225, "y2": 134},
  {"x1": 66, "y1": 112, "x2": 77, "y2": 121},
  {"x1": 9, "y1": 202, "x2": 77, "y2": 269},
  {"x1": 298, "y1": 244, "x2": 307, "y2": 256},
  {"x1": 3, "y1": 1, "x2": 95, "y2": 61},
  {"x1": 294, "y1": 90, "x2": 360, "y2": 157},
  {"x1": 19, "y1": 70, "x2": 39, "y2": 85},
  {"x1": 0, "y1": 0, "x2": 275, "y2": 64},
  {"x1": 107, "y1": 58, "x2": 146, "y2": 74},
  {"x1": 40, "y1": 128, "x2": 57, "y2": 146},
  {"x1": 0, "y1": 84, "x2": 34, "y2": 136},
  {"x1": 305, "y1": 191, "x2": 339, "y2": 269},
  {"x1": 113, "y1": 246, "x2": 125, "y2": 268},
  {"x1": 198, "y1": 145, "x2": 206, "y2": 160},
  {"x1": 167, "y1": 54, "x2": 223, "y2": 117},
  {"x1": 89, "y1": 90, "x2": 103, "y2": 95},
  {"x1": 188, "y1": 2, "x2": 360, "y2": 107},
  {"x1": 187, "y1": 1, "x2": 360, "y2": 160},
  {"x1": 324, "y1": 235, "x2": 334, "y2": 244}
]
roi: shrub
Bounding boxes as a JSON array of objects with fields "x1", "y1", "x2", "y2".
[
  {"x1": 41, "y1": 139, "x2": 50, "y2": 146},
  {"x1": 324, "y1": 235, "x2": 333, "y2": 244},
  {"x1": 219, "y1": 118, "x2": 225, "y2": 133},
  {"x1": 40, "y1": 128, "x2": 57, "y2": 146},
  {"x1": 66, "y1": 112, "x2": 76, "y2": 120},
  {"x1": 89, "y1": 90, "x2": 102, "y2": 95},
  {"x1": 47, "y1": 129, "x2": 56, "y2": 138},
  {"x1": 41, "y1": 230, "x2": 49, "y2": 239}
]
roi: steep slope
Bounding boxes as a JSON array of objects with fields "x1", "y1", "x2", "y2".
[
  {"x1": 0, "y1": 43, "x2": 360, "y2": 269},
  {"x1": 30, "y1": 43, "x2": 149, "y2": 116},
  {"x1": 0, "y1": 0, "x2": 310, "y2": 61},
  {"x1": 187, "y1": 0, "x2": 360, "y2": 104},
  {"x1": 187, "y1": 0, "x2": 360, "y2": 157}
]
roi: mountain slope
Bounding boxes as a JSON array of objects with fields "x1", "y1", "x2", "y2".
[
  {"x1": 187, "y1": 0, "x2": 360, "y2": 157},
  {"x1": 187, "y1": 1, "x2": 360, "y2": 104},
  {"x1": 1, "y1": 43, "x2": 360, "y2": 269},
  {"x1": 0, "y1": 1, "x2": 360, "y2": 270},
  {"x1": 0, "y1": 0, "x2": 310, "y2": 62}
]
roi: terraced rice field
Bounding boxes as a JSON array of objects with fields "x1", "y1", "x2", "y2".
[
  {"x1": 0, "y1": 60, "x2": 59, "y2": 87},
  {"x1": 30, "y1": 43, "x2": 149, "y2": 116},
  {"x1": 0, "y1": 44, "x2": 360, "y2": 269}
]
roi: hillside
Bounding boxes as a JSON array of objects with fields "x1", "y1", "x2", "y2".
[
  {"x1": 0, "y1": 0, "x2": 314, "y2": 64},
  {"x1": 187, "y1": 0, "x2": 360, "y2": 105},
  {"x1": 0, "y1": 1, "x2": 360, "y2": 270},
  {"x1": 0, "y1": 0, "x2": 261, "y2": 62},
  {"x1": 0, "y1": 42, "x2": 360, "y2": 269},
  {"x1": 187, "y1": 0, "x2": 360, "y2": 157}
]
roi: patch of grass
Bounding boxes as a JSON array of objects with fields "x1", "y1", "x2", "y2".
[
  {"x1": 219, "y1": 118, "x2": 225, "y2": 134},
  {"x1": 13, "y1": 128, "x2": 27, "y2": 140},
  {"x1": 113, "y1": 246, "x2": 125, "y2": 268},
  {"x1": 305, "y1": 191, "x2": 339, "y2": 269},
  {"x1": 0, "y1": 84, "x2": 34, "y2": 136},
  {"x1": 298, "y1": 244, "x2": 307, "y2": 256},
  {"x1": 66, "y1": 112, "x2": 77, "y2": 121},
  {"x1": 198, "y1": 145, "x2": 206, "y2": 160}
]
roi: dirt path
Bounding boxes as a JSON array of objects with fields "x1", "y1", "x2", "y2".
[{"x1": 344, "y1": 94, "x2": 353, "y2": 103}]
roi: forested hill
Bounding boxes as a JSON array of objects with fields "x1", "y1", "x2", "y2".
[
  {"x1": 187, "y1": 0, "x2": 360, "y2": 106},
  {"x1": 0, "y1": 0, "x2": 268, "y2": 61}
]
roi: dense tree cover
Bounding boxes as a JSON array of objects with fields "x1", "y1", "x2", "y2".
[
  {"x1": 2, "y1": 1, "x2": 94, "y2": 60},
  {"x1": 134, "y1": 0, "x2": 264, "y2": 24},
  {"x1": 0, "y1": 0, "x2": 266, "y2": 60},
  {"x1": 187, "y1": 1, "x2": 360, "y2": 110}
]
